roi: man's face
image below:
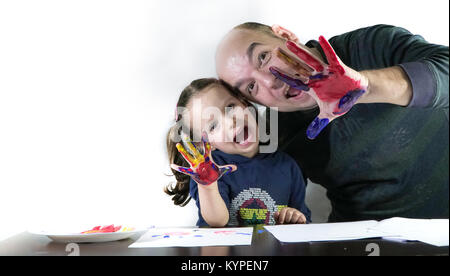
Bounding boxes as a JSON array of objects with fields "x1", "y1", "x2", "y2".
[{"x1": 216, "y1": 28, "x2": 317, "y2": 112}]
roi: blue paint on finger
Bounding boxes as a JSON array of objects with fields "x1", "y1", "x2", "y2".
[
  {"x1": 333, "y1": 89, "x2": 365, "y2": 115},
  {"x1": 269, "y1": 67, "x2": 310, "y2": 91},
  {"x1": 306, "y1": 117, "x2": 329, "y2": 140},
  {"x1": 309, "y1": 73, "x2": 326, "y2": 80}
]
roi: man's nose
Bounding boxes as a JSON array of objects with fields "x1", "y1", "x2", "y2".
[{"x1": 254, "y1": 70, "x2": 284, "y2": 90}]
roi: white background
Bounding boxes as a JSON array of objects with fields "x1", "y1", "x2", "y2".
[{"x1": 0, "y1": 0, "x2": 448, "y2": 241}]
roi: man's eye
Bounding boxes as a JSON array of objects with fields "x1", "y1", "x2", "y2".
[
  {"x1": 258, "y1": 51, "x2": 269, "y2": 66},
  {"x1": 247, "y1": 82, "x2": 255, "y2": 95}
]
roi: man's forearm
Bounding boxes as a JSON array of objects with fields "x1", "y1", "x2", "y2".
[{"x1": 359, "y1": 66, "x2": 413, "y2": 106}]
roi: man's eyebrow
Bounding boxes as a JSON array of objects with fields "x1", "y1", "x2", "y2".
[
  {"x1": 233, "y1": 42, "x2": 262, "y2": 91},
  {"x1": 247, "y1": 42, "x2": 262, "y2": 62}
]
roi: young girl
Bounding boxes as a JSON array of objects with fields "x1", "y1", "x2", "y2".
[{"x1": 165, "y1": 78, "x2": 311, "y2": 227}]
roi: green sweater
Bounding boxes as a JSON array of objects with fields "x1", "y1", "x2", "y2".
[{"x1": 276, "y1": 24, "x2": 449, "y2": 222}]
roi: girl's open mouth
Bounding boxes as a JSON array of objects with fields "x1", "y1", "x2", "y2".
[{"x1": 233, "y1": 126, "x2": 252, "y2": 146}]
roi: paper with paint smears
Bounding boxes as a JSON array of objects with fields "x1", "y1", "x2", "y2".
[{"x1": 128, "y1": 227, "x2": 253, "y2": 248}]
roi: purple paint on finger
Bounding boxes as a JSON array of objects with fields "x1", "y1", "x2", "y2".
[
  {"x1": 309, "y1": 73, "x2": 327, "y2": 80},
  {"x1": 306, "y1": 117, "x2": 329, "y2": 140},
  {"x1": 270, "y1": 67, "x2": 310, "y2": 91},
  {"x1": 333, "y1": 89, "x2": 365, "y2": 115}
]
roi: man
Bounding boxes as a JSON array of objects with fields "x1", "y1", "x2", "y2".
[{"x1": 215, "y1": 22, "x2": 449, "y2": 222}]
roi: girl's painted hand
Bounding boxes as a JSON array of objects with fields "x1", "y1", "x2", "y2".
[
  {"x1": 170, "y1": 132, "x2": 237, "y2": 186},
  {"x1": 273, "y1": 207, "x2": 307, "y2": 224},
  {"x1": 270, "y1": 36, "x2": 369, "y2": 140}
]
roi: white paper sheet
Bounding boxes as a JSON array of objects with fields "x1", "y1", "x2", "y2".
[
  {"x1": 368, "y1": 217, "x2": 449, "y2": 247},
  {"x1": 128, "y1": 227, "x2": 253, "y2": 248},
  {"x1": 264, "y1": 220, "x2": 391, "y2": 243}
]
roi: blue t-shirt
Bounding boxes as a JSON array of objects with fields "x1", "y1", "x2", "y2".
[{"x1": 189, "y1": 150, "x2": 311, "y2": 227}]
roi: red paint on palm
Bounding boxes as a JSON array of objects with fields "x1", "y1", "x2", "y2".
[
  {"x1": 196, "y1": 161, "x2": 220, "y2": 184},
  {"x1": 309, "y1": 72, "x2": 362, "y2": 102}
]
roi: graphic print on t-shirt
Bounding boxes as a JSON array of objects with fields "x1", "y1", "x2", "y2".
[{"x1": 229, "y1": 188, "x2": 286, "y2": 226}]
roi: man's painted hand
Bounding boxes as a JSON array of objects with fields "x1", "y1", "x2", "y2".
[
  {"x1": 270, "y1": 36, "x2": 368, "y2": 139},
  {"x1": 170, "y1": 133, "x2": 237, "y2": 186}
]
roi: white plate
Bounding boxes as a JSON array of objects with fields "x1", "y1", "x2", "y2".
[{"x1": 28, "y1": 226, "x2": 151, "y2": 243}]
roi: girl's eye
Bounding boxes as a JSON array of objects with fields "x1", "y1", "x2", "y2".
[
  {"x1": 209, "y1": 122, "x2": 217, "y2": 133},
  {"x1": 247, "y1": 81, "x2": 255, "y2": 95},
  {"x1": 225, "y1": 103, "x2": 236, "y2": 114}
]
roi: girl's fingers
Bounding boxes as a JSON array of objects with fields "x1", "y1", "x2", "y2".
[
  {"x1": 273, "y1": 211, "x2": 279, "y2": 222},
  {"x1": 298, "y1": 213, "x2": 307, "y2": 224},
  {"x1": 201, "y1": 132, "x2": 211, "y2": 157},
  {"x1": 284, "y1": 209, "x2": 294, "y2": 223},
  {"x1": 182, "y1": 134, "x2": 202, "y2": 160},
  {"x1": 219, "y1": 164, "x2": 237, "y2": 175},
  {"x1": 170, "y1": 164, "x2": 196, "y2": 176},
  {"x1": 175, "y1": 143, "x2": 197, "y2": 167},
  {"x1": 277, "y1": 208, "x2": 287, "y2": 224},
  {"x1": 286, "y1": 40, "x2": 325, "y2": 72},
  {"x1": 318, "y1": 36, "x2": 345, "y2": 74},
  {"x1": 269, "y1": 66, "x2": 310, "y2": 91}
]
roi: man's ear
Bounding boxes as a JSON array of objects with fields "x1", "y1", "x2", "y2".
[{"x1": 271, "y1": 24, "x2": 299, "y2": 43}]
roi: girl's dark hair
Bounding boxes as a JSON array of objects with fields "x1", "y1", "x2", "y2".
[{"x1": 164, "y1": 78, "x2": 250, "y2": 206}]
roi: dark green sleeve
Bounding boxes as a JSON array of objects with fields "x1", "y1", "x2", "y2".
[{"x1": 328, "y1": 24, "x2": 449, "y2": 109}]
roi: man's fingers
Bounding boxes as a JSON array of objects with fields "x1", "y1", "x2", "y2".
[
  {"x1": 318, "y1": 36, "x2": 344, "y2": 74},
  {"x1": 286, "y1": 40, "x2": 325, "y2": 72},
  {"x1": 269, "y1": 66, "x2": 310, "y2": 91},
  {"x1": 276, "y1": 47, "x2": 312, "y2": 76},
  {"x1": 306, "y1": 116, "x2": 330, "y2": 140},
  {"x1": 333, "y1": 89, "x2": 366, "y2": 115}
]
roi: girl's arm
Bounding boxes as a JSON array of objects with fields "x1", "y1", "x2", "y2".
[
  {"x1": 197, "y1": 181, "x2": 229, "y2": 227},
  {"x1": 170, "y1": 133, "x2": 236, "y2": 227}
]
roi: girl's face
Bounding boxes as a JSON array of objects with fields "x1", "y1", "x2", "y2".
[{"x1": 185, "y1": 85, "x2": 259, "y2": 158}]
